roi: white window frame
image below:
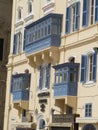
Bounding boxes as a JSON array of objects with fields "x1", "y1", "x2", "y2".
[
  {"x1": 16, "y1": 32, "x2": 22, "y2": 54},
  {"x1": 88, "y1": 0, "x2": 95, "y2": 25},
  {"x1": 86, "y1": 53, "x2": 93, "y2": 82},
  {"x1": 70, "y1": 3, "x2": 76, "y2": 32}
]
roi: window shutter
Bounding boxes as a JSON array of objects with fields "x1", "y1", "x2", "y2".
[
  {"x1": 11, "y1": 76, "x2": 13, "y2": 93},
  {"x1": 82, "y1": 0, "x2": 89, "y2": 26},
  {"x1": 19, "y1": 32, "x2": 22, "y2": 53},
  {"x1": 13, "y1": 34, "x2": 17, "y2": 54},
  {"x1": 95, "y1": 0, "x2": 98, "y2": 22},
  {"x1": 23, "y1": 29, "x2": 26, "y2": 50},
  {"x1": 92, "y1": 53, "x2": 97, "y2": 81},
  {"x1": 75, "y1": 2, "x2": 80, "y2": 30},
  {"x1": 81, "y1": 55, "x2": 87, "y2": 83},
  {"x1": 45, "y1": 64, "x2": 51, "y2": 88},
  {"x1": 65, "y1": 6, "x2": 70, "y2": 33},
  {"x1": 39, "y1": 66, "x2": 43, "y2": 90}
]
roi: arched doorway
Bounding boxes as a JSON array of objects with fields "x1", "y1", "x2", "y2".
[
  {"x1": 83, "y1": 124, "x2": 96, "y2": 130},
  {"x1": 37, "y1": 114, "x2": 47, "y2": 130}
]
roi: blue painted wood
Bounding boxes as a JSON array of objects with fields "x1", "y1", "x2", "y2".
[
  {"x1": 54, "y1": 82, "x2": 77, "y2": 97},
  {"x1": 24, "y1": 13, "x2": 62, "y2": 55},
  {"x1": 13, "y1": 90, "x2": 29, "y2": 101}
]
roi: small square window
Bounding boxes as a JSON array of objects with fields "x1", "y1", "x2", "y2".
[{"x1": 85, "y1": 103, "x2": 92, "y2": 117}]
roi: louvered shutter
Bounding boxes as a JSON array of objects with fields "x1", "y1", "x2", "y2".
[
  {"x1": 95, "y1": 0, "x2": 98, "y2": 22},
  {"x1": 11, "y1": 76, "x2": 13, "y2": 93},
  {"x1": 82, "y1": 0, "x2": 89, "y2": 26},
  {"x1": 39, "y1": 66, "x2": 43, "y2": 90},
  {"x1": 75, "y1": 2, "x2": 80, "y2": 30},
  {"x1": 65, "y1": 6, "x2": 70, "y2": 33},
  {"x1": 45, "y1": 64, "x2": 51, "y2": 88},
  {"x1": 81, "y1": 55, "x2": 87, "y2": 83},
  {"x1": 92, "y1": 53, "x2": 97, "y2": 81},
  {"x1": 13, "y1": 34, "x2": 17, "y2": 54},
  {"x1": 23, "y1": 29, "x2": 26, "y2": 50}
]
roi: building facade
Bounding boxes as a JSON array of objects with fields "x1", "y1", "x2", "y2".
[
  {"x1": 0, "y1": 0, "x2": 12, "y2": 130},
  {"x1": 3, "y1": 0, "x2": 98, "y2": 130}
]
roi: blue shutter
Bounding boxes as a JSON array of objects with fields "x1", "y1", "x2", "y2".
[
  {"x1": 95, "y1": 0, "x2": 98, "y2": 22},
  {"x1": 82, "y1": 0, "x2": 89, "y2": 26},
  {"x1": 65, "y1": 6, "x2": 70, "y2": 33},
  {"x1": 45, "y1": 64, "x2": 51, "y2": 88},
  {"x1": 81, "y1": 55, "x2": 87, "y2": 83},
  {"x1": 75, "y1": 2, "x2": 80, "y2": 30},
  {"x1": 11, "y1": 76, "x2": 13, "y2": 93},
  {"x1": 13, "y1": 34, "x2": 17, "y2": 54},
  {"x1": 39, "y1": 66, "x2": 43, "y2": 89},
  {"x1": 23, "y1": 29, "x2": 26, "y2": 50},
  {"x1": 92, "y1": 53, "x2": 97, "y2": 81}
]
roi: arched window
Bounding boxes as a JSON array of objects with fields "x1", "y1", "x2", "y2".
[
  {"x1": 39, "y1": 119, "x2": 45, "y2": 129},
  {"x1": 18, "y1": 8, "x2": 22, "y2": 20},
  {"x1": 28, "y1": 1, "x2": 32, "y2": 14},
  {"x1": 83, "y1": 124, "x2": 96, "y2": 130}
]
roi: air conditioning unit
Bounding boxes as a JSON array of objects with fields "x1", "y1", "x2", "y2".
[{"x1": 26, "y1": 113, "x2": 32, "y2": 122}]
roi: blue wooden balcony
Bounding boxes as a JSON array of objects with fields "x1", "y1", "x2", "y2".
[
  {"x1": 11, "y1": 73, "x2": 31, "y2": 102},
  {"x1": 54, "y1": 82, "x2": 77, "y2": 97},
  {"x1": 24, "y1": 13, "x2": 62, "y2": 55},
  {"x1": 53, "y1": 63, "x2": 79, "y2": 97},
  {"x1": 13, "y1": 90, "x2": 29, "y2": 101}
]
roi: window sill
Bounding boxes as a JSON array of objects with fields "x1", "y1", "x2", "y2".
[
  {"x1": 83, "y1": 81, "x2": 96, "y2": 87},
  {"x1": 24, "y1": 13, "x2": 34, "y2": 23},
  {"x1": 15, "y1": 19, "x2": 24, "y2": 28}
]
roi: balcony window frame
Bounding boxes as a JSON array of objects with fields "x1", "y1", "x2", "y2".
[{"x1": 24, "y1": 14, "x2": 62, "y2": 47}]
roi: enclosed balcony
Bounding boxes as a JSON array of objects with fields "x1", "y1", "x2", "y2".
[
  {"x1": 11, "y1": 73, "x2": 31, "y2": 109},
  {"x1": 53, "y1": 63, "x2": 79, "y2": 97},
  {"x1": 24, "y1": 13, "x2": 62, "y2": 56},
  {"x1": 51, "y1": 114, "x2": 79, "y2": 129}
]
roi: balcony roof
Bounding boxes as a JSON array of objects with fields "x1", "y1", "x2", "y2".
[
  {"x1": 53, "y1": 62, "x2": 79, "y2": 69},
  {"x1": 25, "y1": 13, "x2": 63, "y2": 29}
]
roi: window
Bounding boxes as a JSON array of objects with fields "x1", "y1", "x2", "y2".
[
  {"x1": 85, "y1": 103, "x2": 92, "y2": 117},
  {"x1": 18, "y1": 8, "x2": 22, "y2": 20},
  {"x1": 13, "y1": 32, "x2": 22, "y2": 54},
  {"x1": 39, "y1": 64, "x2": 50, "y2": 90},
  {"x1": 81, "y1": 52, "x2": 97, "y2": 83},
  {"x1": 0, "y1": 39, "x2": 4, "y2": 61},
  {"x1": 25, "y1": 15, "x2": 62, "y2": 46},
  {"x1": 11, "y1": 74, "x2": 31, "y2": 92},
  {"x1": 28, "y1": 1, "x2": 32, "y2": 14},
  {"x1": 39, "y1": 119, "x2": 45, "y2": 129},
  {"x1": 82, "y1": 0, "x2": 98, "y2": 26},
  {"x1": 83, "y1": 124, "x2": 96, "y2": 130},
  {"x1": 65, "y1": 2, "x2": 80, "y2": 33}
]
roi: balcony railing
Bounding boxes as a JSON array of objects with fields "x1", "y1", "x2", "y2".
[
  {"x1": 52, "y1": 114, "x2": 79, "y2": 123},
  {"x1": 13, "y1": 90, "x2": 29, "y2": 101},
  {"x1": 24, "y1": 13, "x2": 62, "y2": 55},
  {"x1": 11, "y1": 73, "x2": 31, "y2": 102},
  {"x1": 54, "y1": 82, "x2": 77, "y2": 97}
]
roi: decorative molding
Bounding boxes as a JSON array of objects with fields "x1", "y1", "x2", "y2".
[
  {"x1": 15, "y1": 19, "x2": 24, "y2": 28},
  {"x1": 42, "y1": 1, "x2": 55, "y2": 15}
]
